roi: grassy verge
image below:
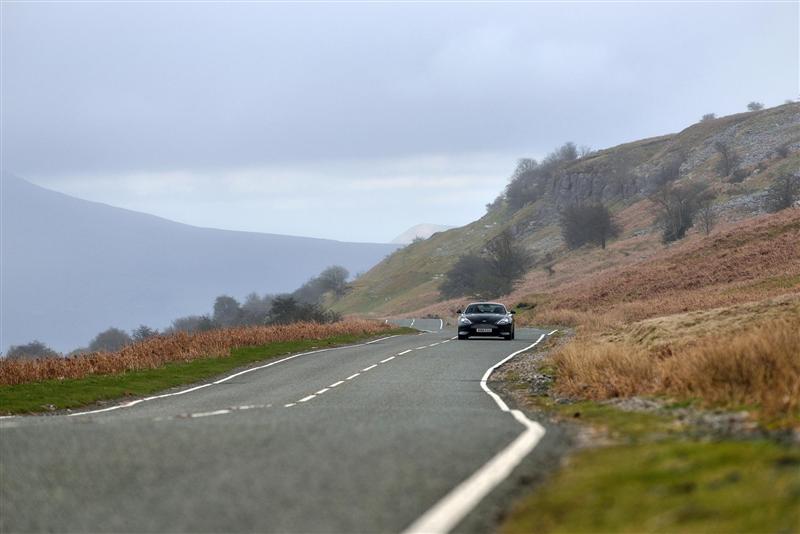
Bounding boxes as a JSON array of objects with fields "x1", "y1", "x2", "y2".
[
  {"x1": 498, "y1": 352, "x2": 800, "y2": 533},
  {"x1": 502, "y1": 432, "x2": 800, "y2": 534},
  {"x1": 0, "y1": 328, "x2": 414, "y2": 414}
]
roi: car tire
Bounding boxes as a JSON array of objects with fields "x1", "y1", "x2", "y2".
[
  {"x1": 506, "y1": 331, "x2": 515, "y2": 340},
  {"x1": 458, "y1": 334, "x2": 469, "y2": 340}
]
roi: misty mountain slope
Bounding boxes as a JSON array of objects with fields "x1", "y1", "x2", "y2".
[
  {"x1": 390, "y1": 224, "x2": 454, "y2": 245},
  {"x1": 335, "y1": 103, "x2": 800, "y2": 316},
  {"x1": 1, "y1": 175, "x2": 399, "y2": 351}
]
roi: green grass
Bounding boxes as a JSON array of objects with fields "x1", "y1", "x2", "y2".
[
  {"x1": 501, "y1": 439, "x2": 800, "y2": 534},
  {"x1": 500, "y1": 354, "x2": 800, "y2": 533},
  {"x1": 0, "y1": 328, "x2": 414, "y2": 415}
]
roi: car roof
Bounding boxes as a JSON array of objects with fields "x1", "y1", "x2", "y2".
[{"x1": 465, "y1": 302, "x2": 506, "y2": 307}]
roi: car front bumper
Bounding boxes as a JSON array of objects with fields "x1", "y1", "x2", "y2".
[{"x1": 458, "y1": 323, "x2": 513, "y2": 337}]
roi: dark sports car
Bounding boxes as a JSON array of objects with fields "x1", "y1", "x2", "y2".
[{"x1": 456, "y1": 302, "x2": 515, "y2": 340}]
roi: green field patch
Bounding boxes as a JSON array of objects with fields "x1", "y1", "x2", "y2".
[
  {"x1": 501, "y1": 438, "x2": 800, "y2": 534},
  {"x1": 0, "y1": 328, "x2": 414, "y2": 415}
]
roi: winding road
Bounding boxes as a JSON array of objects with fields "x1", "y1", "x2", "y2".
[{"x1": 1, "y1": 320, "x2": 564, "y2": 533}]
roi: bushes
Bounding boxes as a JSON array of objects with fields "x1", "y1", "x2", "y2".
[
  {"x1": 5, "y1": 341, "x2": 59, "y2": 360},
  {"x1": 440, "y1": 230, "x2": 531, "y2": 299},
  {"x1": 650, "y1": 181, "x2": 714, "y2": 243},
  {"x1": 0, "y1": 321, "x2": 390, "y2": 386},
  {"x1": 714, "y1": 141, "x2": 741, "y2": 177},
  {"x1": 559, "y1": 203, "x2": 620, "y2": 249},
  {"x1": 764, "y1": 174, "x2": 800, "y2": 212},
  {"x1": 551, "y1": 317, "x2": 800, "y2": 419}
]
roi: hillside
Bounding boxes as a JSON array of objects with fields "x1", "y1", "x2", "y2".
[
  {"x1": 335, "y1": 103, "x2": 800, "y2": 318},
  {"x1": 1, "y1": 174, "x2": 399, "y2": 352}
]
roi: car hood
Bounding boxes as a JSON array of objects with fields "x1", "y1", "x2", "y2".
[{"x1": 464, "y1": 313, "x2": 507, "y2": 323}]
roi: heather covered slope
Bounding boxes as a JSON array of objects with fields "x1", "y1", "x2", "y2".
[{"x1": 335, "y1": 103, "x2": 800, "y2": 317}]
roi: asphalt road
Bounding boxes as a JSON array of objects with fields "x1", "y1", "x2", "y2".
[{"x1": 1, "y1": 320, "x2": 561, "y2": 533}]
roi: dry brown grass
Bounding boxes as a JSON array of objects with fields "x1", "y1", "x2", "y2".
[
  {"x1": 0, "y1": 320, "x2": 390, "y2": 386},
  {"x1": 552, "y1": 315, "x2": 800, "y2": 420}
]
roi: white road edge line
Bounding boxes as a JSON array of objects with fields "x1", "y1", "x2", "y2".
[
  {"x1": 284, "y1": 403, "x2": 296, "y2": 408},
  {"x1": 315, "y1": 388, "x2": 330, "y2": 395},
  {"x1": 548, "y1": 329, "x2": 559, "y2": 335},
  {"x1": 402, "y1": 334, "x2": 547, "y2": 534},
  {"x1": 67, "y1": 334, "x2": 400, "y2": 417},
  {"x1": 346, "y1": 373, "x2": 360, "y2": 380},
  {"x1": 328, "y1": 381, "x2": 344, "y2": 388},
  {"x1": 398, "y1": 349, "x2": 412, "y2": 355},
  {"x1": 380, "y1": 356, "x2": 395, "y2": 363},
  {"x1": 439, "y1": 318, "x2": 444, "y2": 330},
  {"x1": 298, "y1": 395, "x2": 316, "y2": 403}
]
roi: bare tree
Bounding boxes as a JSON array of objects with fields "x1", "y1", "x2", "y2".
[
  {"x1": 560, "y1": 203, "x2": 621, "y2": 250},
  {"x1": 700, "y1": 113, "x2": 716, "y2": 122},
  {"x1": 697, "y1": 196, "x2": 716, "y2": 235},
  {"x1": 714, "y1": 141, "x2": 740, "y2": 177},
  {"x1": 650, "y1": 182, "x2": 714, "y2": 243},
  {"x1": 747, "y1": 101, "x2": 764, "y2": 111}
]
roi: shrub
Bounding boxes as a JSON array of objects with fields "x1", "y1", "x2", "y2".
[
  {"x1": 700, "y1": 113, "x2": 716, "y2": 122},
  {"x1": 5, "y1": 341, "x2": 59, "y2": 360},
  {"x1": 169, "y1": 315, "x2": 215, "y2": 333},
  {"x1": 440, "y1": 230, "x2": 531, "y2": 298},
  {"x1": 747, "y1": 101, "x2": 764, "y2": 111},
  {"x1": 213, "y1": 295, "x2": 242, "y2": 327},
  {"x1": 560, "y1": 203, "x2": 620, "y2": 249},
  {"x1": 764, "y1": 174, "x2": 800, "y2": 212},
  {"x1": 88, "y1": 327, "x2": 132, "y2": 352},
  {"x1": 775, "y1": 143, "x2": 791, "y2": 158},
  {"x1": 729, "y1": 167, "x2": 749, "y2": 183},
  {"x1": 267, "y1": 296, "x2": 340, "y2": 325},
  {"x1": 714, "y1": 141, "x2": 740, "y2": 177},
  {"x1": 131, "y1": 325, "x2": 159, "y2": 343},
  {"x1": 650, "y1": 182, "x2": 714, "y2": 243}
]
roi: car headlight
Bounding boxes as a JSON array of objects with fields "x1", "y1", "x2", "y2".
[
  {"x1": 496, "y1": 317, "x2": 511, "y2": 325},
  {"x1": 458, "y1": 316, "x2": 472, "y2": 325}
]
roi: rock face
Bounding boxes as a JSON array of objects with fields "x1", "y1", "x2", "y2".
[{"x1": 511, "y1": 103, "x2": 800, "y2": 226}]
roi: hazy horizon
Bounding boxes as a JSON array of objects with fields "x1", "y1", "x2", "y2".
[{"x1": 3, "y1": 1, "x2": 798, "y2": 242}]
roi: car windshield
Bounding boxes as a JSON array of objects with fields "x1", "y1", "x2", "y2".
[{"x1": 464, "y1": 304, "x2": 506, "y2": 315}]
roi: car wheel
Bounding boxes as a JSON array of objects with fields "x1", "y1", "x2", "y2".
[
  {"x1": 506, "y1": 331, "x2": 515, "y2": 340},
  {"x1": 458, "y1": 334, "x2": 469, "y2": 340}
]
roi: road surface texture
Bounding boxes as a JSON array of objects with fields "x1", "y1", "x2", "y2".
[{"x1": 1, "y1": 320, "x2": 566, "y2": 533}]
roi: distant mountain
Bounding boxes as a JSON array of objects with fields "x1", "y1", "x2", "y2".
[
  {"x1": 391, "y1": 224, "x2": 453, "y2": 245},
  {"x1": 0, "y1": 174, "x2": 400, "y2": 352}
]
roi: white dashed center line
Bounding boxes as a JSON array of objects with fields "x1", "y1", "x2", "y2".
[
  {"x1": 315, "y1": 388, "x2": 330, "y2": 395},
  {"x1": 284, "y1": 403, "x2": 296, "y2": 408},
  {"x1": 346, "y1": 373, "x2": 360, "y2": 380},
  {"x1": 298, "y1": 395, "x2": 316, "y2": 403},
  {"x1": 415, "y1": 346, "x2": 427, "y2": 350},
  {"x1": 380, "y1": 356, "x2": 395, "y2": 363},
  {"x1": 191, "y1": 409, "x2": 230, "y2": 418},
  {"x1": 328, "y1": 381, "x2": 344, "y2": 388},
  {"x1": 398, "y1": 349, "x2": 412, "y2": 355},
  {"x1": 428, "y1": 343, "x2": 439, "y2": 347},
  {"x1": 362, "y1": 364, "x2": 378, "y2": 371}
]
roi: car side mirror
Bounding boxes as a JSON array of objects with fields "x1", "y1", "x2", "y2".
[
  {"x1": 456, "y1": 310, "x2": 462, "y2": 314},
  {"x1": 510, "y1": 310, "x2": 516, "y2": 314}
]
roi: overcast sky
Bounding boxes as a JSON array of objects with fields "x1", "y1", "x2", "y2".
[{"x1": 2, "y1": 1, "x2": 797, "y2": 242}]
